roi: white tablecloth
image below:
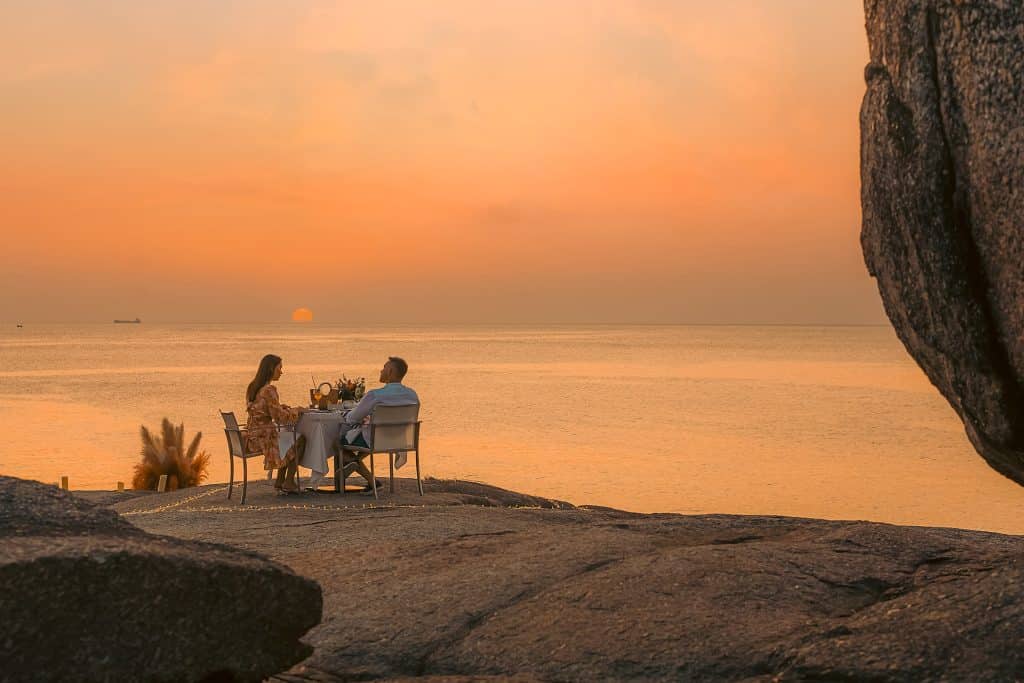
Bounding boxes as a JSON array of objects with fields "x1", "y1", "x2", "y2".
[{"x1": 296, "y1": 410, "x2": 350, "y2": 476}]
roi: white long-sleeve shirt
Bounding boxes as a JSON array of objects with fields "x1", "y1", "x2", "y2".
[{"x1": 343, "y1": 382, "x2": 419, "y2": 445}]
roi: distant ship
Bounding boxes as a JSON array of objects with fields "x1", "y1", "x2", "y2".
[
  {"x1": 113, "y1": 318, "x2": 142, "y2": 324},
  {"x1": 16, "y1": 323, "x2": 22, "y2": 328}
]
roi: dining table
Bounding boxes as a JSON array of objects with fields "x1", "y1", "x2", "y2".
[{"x1": 295, "y1": 407, "x2": 354, "y2": 488}]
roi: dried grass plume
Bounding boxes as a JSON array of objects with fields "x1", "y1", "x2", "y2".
[{"x1": 132, "y1": 418, "x2": 211, "y2": 491}]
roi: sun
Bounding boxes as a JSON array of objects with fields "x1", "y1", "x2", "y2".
[{"x1": 291, "y1": 307, "x2": 313, "y2": 322}]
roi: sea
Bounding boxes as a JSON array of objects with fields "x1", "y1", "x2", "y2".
[{"x1": 1, "y1": 323, "x2": 1022, "y2": 534}]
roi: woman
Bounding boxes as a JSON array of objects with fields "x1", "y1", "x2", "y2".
[{"x1": 245, "y1": 354, "x2": 304, "y2": 493}]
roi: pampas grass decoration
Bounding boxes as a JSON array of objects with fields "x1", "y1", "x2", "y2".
[{"x1": 132, "y1": 418, "x2": 211, "y2": 491}]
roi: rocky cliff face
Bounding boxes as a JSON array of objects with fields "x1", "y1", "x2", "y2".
[{"x1": 860, "y1": 0, "x2": 1024, "y2": 483}]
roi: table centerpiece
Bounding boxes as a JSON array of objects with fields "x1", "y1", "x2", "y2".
[{"x1": 336, "y1": 375, "x2": 366, "y2": 405}]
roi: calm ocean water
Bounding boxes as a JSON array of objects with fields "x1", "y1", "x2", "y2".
[{"x1": 1, "y1": 323, "x2": 1021, "y2": 533}]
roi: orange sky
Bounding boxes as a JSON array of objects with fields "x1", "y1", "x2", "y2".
[{"x1": 0, "y1": 1, "x2": 876, "y2": 324}]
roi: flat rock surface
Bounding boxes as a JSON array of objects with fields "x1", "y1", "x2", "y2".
[
  {"x1": 102, "y1": 477, "x2": 1024, "y2": 682},
  {"x1": 0, "y1": 476, "x2": 322, "y2": 683}
]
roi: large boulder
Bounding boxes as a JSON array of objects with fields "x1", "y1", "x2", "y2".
[
  {"x1": 860, "y1": 0, "x2": 1024, "y2": 483},
  {"x1": 0, "y1": 476, "x2": 322, "y2": 682}
]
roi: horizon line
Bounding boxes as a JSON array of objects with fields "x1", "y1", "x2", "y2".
[{"x1": 3, "y1": 320, "x2": 892, "y2": 328}]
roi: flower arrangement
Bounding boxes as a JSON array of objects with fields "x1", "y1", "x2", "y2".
[
  {"x1": 132, "y1": 418, "x2": 210, "y2": 491},
  {"x1": 336, "y1": 375, "x2": 366, "y2": 401}
]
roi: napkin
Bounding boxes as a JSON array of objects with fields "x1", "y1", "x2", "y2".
[{"x1": 278, "y1": 430, "x2": 296, "y2": 455}]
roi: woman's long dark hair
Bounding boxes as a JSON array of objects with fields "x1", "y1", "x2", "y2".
[{"x1": 247, "y1": 354, "x2": 282, "y2": 404}]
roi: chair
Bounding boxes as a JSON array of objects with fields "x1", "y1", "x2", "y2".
[
  {"x1": 220, "y1": 411, "x2": 298, "y2": 504},
  {"x1": 334, "y1": 404, "x2": 422, "y2": 499}
]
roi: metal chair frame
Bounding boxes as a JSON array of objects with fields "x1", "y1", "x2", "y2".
[
  {"x1": 333, "y1": 405, "x2": 423, "y2": 499},
  {"x1": 220, "y1": 410, "x2": 297, "y2": 504}
]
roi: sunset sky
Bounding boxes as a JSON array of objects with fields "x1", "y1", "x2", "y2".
[{"x1": 0, "y1": 1, "x2": 876, "y2": 324}]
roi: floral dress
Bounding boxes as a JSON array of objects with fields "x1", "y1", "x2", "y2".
[{"x1": 245, "y1": 384, "x2": 301, "y2": 470}]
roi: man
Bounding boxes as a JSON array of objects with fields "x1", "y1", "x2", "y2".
[{"x1": 339, "y1": 356, "x2": 419, "y2": 492}]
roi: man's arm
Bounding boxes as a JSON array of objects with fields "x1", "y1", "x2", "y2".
[{"x1": 344, "y1": 392, "x2": 376, "y2": 425}]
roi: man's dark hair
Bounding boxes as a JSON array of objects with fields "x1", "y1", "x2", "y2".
[{"x1": 388, "y1": 356, "x2": 408, "y2": 380}]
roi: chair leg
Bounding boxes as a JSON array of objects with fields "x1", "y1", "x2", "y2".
[
  {"x1": 241, "y1": 458, "x2": 248, "y2": 505},
  {"x1": 228, "y1": 455, "x2": 235, "y2": 499},
  {"x1": 370, "y1": 452, "x2": 378, "y2": 500},
  {"x1": 334, "y1": 452, "x2": 342, "y2": 494},
  {"x1": 389, "y1": 452, "x2": 395, "y2": 493},
  {"x1": 415, "y1": 450, "x2": 423, "y2": 496}
]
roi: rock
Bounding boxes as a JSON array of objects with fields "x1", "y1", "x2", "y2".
[
  {"x1": 860, "y1": 0, "x2": 1024, "y2": 483},
  {"x1": 0, "y1": 476, "x2": 323, "y2": 682},
  {"x1": 114, "y1": 481, "x2": 1024, "y2": 682}
]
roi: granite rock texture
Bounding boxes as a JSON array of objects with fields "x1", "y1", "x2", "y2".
[
  {"x1": 0, "y1": 476, "x2": 322, "y2": 682},
  {"x1": 112, "y1": 480, "x2": 1024, "y2": 682},
  {"x1": 860, "y1": 0, "x2": 1024, "y2": 483}
]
